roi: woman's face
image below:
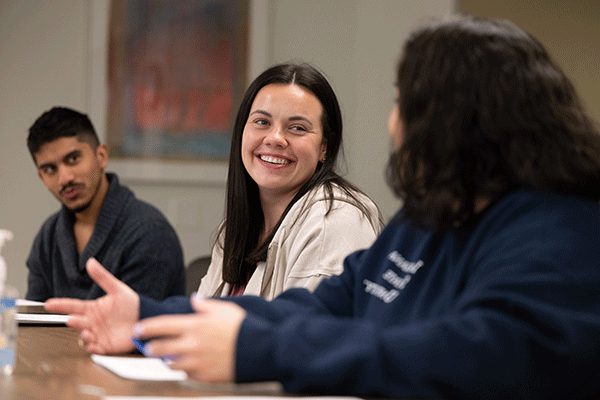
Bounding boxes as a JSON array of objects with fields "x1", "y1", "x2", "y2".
[
  {"x1": 241, "y1": 83, "x2": 327, "y2": 203},
  {"x1": 388, "y1": 89, "x2": 404, "y2": 149}
]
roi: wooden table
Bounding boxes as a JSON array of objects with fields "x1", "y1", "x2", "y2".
[{"x1": 0, "y1": 325, "x2": 285, "y2": 399}]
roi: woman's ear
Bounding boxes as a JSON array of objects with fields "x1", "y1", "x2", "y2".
[{"x1": 320, "y1": 140, "x2": 327, "y2": 162}]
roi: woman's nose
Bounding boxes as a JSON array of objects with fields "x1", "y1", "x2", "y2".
[{"x1": 263, "y1": 125, "x2": 287, "y2": 147}]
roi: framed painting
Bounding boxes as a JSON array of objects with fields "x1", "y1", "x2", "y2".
[{"x1": 105, "y1": 0, "x2": 249, "y2": 162}]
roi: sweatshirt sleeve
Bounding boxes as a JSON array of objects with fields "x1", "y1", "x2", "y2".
[
  {"x1": 235, "y1": 280, "x2": 600, "y2": 399},
  {"x1": 138, "y1": 295, "x2": 193, "y2": 318},
  {"x1": 233, "y1": 228, "x2": 600, "y2": 399}
]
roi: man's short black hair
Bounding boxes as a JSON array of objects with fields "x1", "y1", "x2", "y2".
[{"x1": 27, "y1": 107, "x2": 99, "y2": 159}]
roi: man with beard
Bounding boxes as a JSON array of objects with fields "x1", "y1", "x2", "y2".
[{"x1": 25, "y1": 107, "x2": 185, "y2": 301}]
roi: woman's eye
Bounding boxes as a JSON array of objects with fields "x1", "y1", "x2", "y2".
[
  {"x1": 254, "y1": 119, "x2": 269, "y2": 126},
  {"x1": 290, "y1": 125, "x2": 307, "y2": 133}
]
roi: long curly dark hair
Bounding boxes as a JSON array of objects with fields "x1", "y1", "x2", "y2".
[{"x1": 386, "y1": 15, "x2": 600, "y2": 229}]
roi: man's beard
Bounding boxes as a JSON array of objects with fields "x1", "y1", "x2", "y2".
[
  {"x1": 69, "y1": 199, "x2": 93, "y2": 214},
  {"x1": 67, "y1": 172, "x2": 104, "y2": 214}
]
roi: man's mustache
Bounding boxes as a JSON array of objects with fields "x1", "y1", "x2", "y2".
[{"x1": 59, "y1": 183, "x2": 84, "y2": 196}]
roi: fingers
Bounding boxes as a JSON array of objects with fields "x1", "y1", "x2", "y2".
[
  {"x1": 169, "y1": 354, "x2": 234, "y2": 383},
  {"x1": 134, "y1": 300, "x2": 222, "y2": 340},
  {"x1": 86, "y1": 257, "x2": 125, "y2": 295},
  {"x1": 65, "y1": 315, "x2": 90, "y2": 330},
  {"x1": 134, "y1": 314, "x2": 196, "y2": 340},
  {"x1": 144, "y1": 335, "x2": 187, "y2": 359},
  {"x1": 86, "y1": 342, "x2": 109, "y2": 355},
  {"x1": 80, "y1": 329, "x2": 96, "y2": 344},
  {"x1": 168, "y1": 356, "x2": 215, "y2": 382},
  {"x1": 79, "y1": 329, "x2": 114, "y2": 355},
  {"x1": 190, "y1": 293, "x2": 205, "y2": 313},
  {"x1": 45, "y1": 298, "x2": 87, "y2": 315}
]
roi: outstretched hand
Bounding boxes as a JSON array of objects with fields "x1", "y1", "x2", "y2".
[
  {"x1": 134, "y1": 296, "x2": 247, "y2": 383},
  {"x1": 44, "y1": 257, "x2": 140, "y2": 354}
]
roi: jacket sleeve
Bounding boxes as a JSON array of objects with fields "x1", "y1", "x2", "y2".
[
  {"x1": 280, "y1": 198, "x2": 379, "y2": 291},
  {"x1": 198, "y1": 233, "x2": 227, "y2": 298}
]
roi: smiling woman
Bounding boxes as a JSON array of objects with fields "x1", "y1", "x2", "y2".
[
  {"x1": 201, "y1": 62, "x2": 383, "y2": 299},
  {"x1": 43, "y1": 62, "x2": 383, "y2": 346},
  {"x1": 241, "y1": 84, "x2": 327, "y2": 227},
  {"x1": 45, "y1": 16, "x2": 600, "y2": 399}
]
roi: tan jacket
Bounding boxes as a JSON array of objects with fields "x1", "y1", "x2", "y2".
[{"x1": 198, "y1": 185, "x2": 381, "y2": 300}]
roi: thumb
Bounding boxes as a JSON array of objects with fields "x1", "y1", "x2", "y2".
[
  {"x1": 191, "y1": 293, "x2": 208, "y2": 313},
  {"x1": 86, "y1": 257, "x2": 125, "y2": 295}
]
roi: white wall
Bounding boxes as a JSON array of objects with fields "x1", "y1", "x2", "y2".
[
  {"x1": 0, "y1": 0, "x2": 454, "y2": 296},
  {"x1": 0, "y1": 0, "x2": 91, "y2": 296},
  {"x1": 459, "y1": 0, "x2": 600, "y2": 124}
]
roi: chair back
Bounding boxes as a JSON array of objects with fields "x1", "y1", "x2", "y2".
[{"x1": 186, "y1": 256, "x2": 211, "y2": 296}]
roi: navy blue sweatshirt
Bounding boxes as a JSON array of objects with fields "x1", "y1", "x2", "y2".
[{"x1": 139, "y1": 190, "x2": 600, "y2": 399}]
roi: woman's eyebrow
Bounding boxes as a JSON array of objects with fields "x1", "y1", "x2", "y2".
[
  {"x1": 288, "y1": 116, "x2": 313, "y2": 126},
  {"x1": 249, "y1": 109, "x2": 272, "y2": 117}
]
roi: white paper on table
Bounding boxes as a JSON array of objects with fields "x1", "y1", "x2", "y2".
[
  {"x1": 16, "y1": 313, "x2": 70, "y2": 324},
  {"x1": 16, "y1": 298, "x2": 69, "y2": 324},
  {"x1": 16, "y1": 299, "x2": 44, "y2": 306},
  {"x1": 91, "y1": 354, "x2": 188, "y2": 381}
]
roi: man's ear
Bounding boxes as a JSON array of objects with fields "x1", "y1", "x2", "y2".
[
  {"x1": 96, "y1": 144, "x2": 109, "y2": 169},
  {"x1": 33, "y1": 155, "x2": 42, "y2": 180}
]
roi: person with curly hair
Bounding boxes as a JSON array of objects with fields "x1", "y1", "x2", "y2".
[{"x1": 47, "y1": 15, "x2": 600, "y2": 399}]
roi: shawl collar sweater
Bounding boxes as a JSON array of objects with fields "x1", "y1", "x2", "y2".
[{"x1": 26, "y1": 173, "x2": 185, "y2": 300}]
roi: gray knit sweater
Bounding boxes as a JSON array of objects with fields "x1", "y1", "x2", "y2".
[{"x1": 26, "y1": 173, "x2": 185, "y2": 301}]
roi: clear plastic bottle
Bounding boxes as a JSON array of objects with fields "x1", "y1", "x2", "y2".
[
  {"x1": 0, "y1": 285, "x2": 17, "y2": 375},
  {"x1": 0, "y1": 229, "x2": 17, "y2": 375}
]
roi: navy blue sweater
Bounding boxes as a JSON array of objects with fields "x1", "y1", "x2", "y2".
[
  {"x1": 140, "y1": 190, "x2": 600, "y2": 399},
  {"x1": 27, "y1": 173, "x2": 185, "y2": 300}
]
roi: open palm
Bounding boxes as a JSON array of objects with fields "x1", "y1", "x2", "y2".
[{"x1": 45, "y1": 258, "x2": 140, "y2": 354}]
